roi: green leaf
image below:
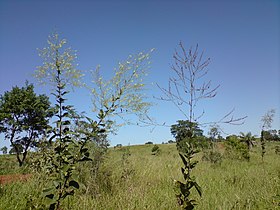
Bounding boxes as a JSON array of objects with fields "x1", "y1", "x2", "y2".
[
  {"x1": 80, "y1": 148, "x2": 88, "y2": 153},
  {"x1": 69, "y1": 180, "x2": 79, "y2": 189},
  {"x1": 193, "y1": 181, "x2": 202, "y2": 197},
  {"x1": 179, "y1": 153, "x2": 189, "y2": 167},
  {"x1": 42, "y1": 187, "x2": 55, "y2": 197},
  {"x1": 61, "y1": 91, "x2": 70, "y2": 96},
  {"x1": 45, "y1": 193, "x2": 55, "y2": 200},
  {"x1": 79, "y1": 156, "x2": 92, "y2": 162}
]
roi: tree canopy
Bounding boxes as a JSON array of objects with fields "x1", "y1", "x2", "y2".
[{"x1": 0, "y1": 82, "x2": 53, "y2": 166}]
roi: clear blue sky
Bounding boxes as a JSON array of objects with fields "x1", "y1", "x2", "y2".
[{"x1": 0, "y1": 0, "x2": 279, "y2": 148}]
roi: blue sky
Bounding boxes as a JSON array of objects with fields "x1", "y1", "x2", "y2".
[{"x1": 0, "y1": 0, "x2": 279, "y2": 148}]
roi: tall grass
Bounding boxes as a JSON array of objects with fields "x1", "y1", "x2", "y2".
[{"x1": 0, "y1": 142, "x2": 279, "y2": 209}]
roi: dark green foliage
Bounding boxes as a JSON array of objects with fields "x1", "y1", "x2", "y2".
[
  {"x1": 115, "y1": 144, "x2": 122, "y2": 148},
  {"x1": 9, "y1": 144, "x2": 23, "y2": 154},
  {"x1": 151, "y1": 144, "x2": 160, "y2": 155},
  {"x1": 171, "y1": 120, "x2": 203, "y2": 141},
  {"x1": 239, "y1": 132, "x2": 255, "y2": 151},
  {"x1": 262, "y1": 130, "x2": 280, "y2": 141},
  {"x1": 145, "y1": 141, "x2": 153, "y2": 145},
  {"x1": 0, "y1": 146, "x2": 7, "y2": 155},
  {"x1": 261, "y1": 131, "x2": 266, "y2": 161},
  {"x1": 224, "y1": 136, "x2": 250, "y2": 161},
  {"x1": 0, "y1": 82, "x2": 53, "y2": 166},
  {"x1": 275, "y1": 145, "x2": 280, "y2": 155},
  {"x1": 38, "y1": 64, "x2": 93, "y2": 210},
  {"x1": 171, "y1": 120, "x2": 203, "y2": 209},
  {"x1": 208, "y1": 125, "x2": 221, "y2": 144},
  {"x1": 171, "y1": 120, "x2": 206, "y2": 154},
  {"x1": 174, "y1": 142, "x2": 202, "y2": 210}
]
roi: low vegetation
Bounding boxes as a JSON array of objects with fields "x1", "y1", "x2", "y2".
[{"x1": 0, "y1": 142, "x2": 279, "y2": 209}]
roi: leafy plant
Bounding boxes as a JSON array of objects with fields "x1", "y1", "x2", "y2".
[
  {"x1": 202, "y1": 150, "x2": 222, "y2": 165},
  {"x1": 224, "y1": 136, "x2": 250, "y2": 161},
  {"x1": 151, "y1": 144, "x2": 160, "y2": 155},
  {"x1": 239, "y1": 132, "x2": 256, "y2": 151},
  {"x1": 0, "y1": 146, "x2": 8, "y2": 155},
  {"x1": 174, "y1": 142, "x2": 202, "y2": 210},
  {"x1": 275, "y1": 145, "x2": 280, "y2": 155},
  {"x1": 40, "y1": 55, "x2": 92, "y2": 210},
  {"x1": 171, "y1": 120, "x2": 208, "y2": 153}
]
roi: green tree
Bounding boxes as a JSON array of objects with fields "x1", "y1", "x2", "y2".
[
  {"x1": 260, "y1": 109, "x2": 275, "y2": 161},
  {"x1": 208, "y1": 124, "x2": 221, "y2": 142},
  {"x1": 239, "y1": 132, "x2": 255, "y2": 151},
  {"x1": 0, "y1": 146, "x2": 8, "y2": 154},
  {"x1": 171, "y1": 120, "x2": 203, "y2": 141},
  {"x1": 9, "y1": 144, "x2": 23, "y2": 154},
  {"x1": 0, "y1": 82, "x2": 53, "y2": 166},
  {"x1": 224, "y1": 135, "x2": 250, "y2": 161},
  {"x1": 171, "y1": 120, "x2": 206, "y2": 152}
]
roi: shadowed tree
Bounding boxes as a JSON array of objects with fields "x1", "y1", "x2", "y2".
[
  {"x1": 239, "y1": 132, "x2": 256, "y2": 151},
  {"x1": 0, "y1": 146, "x2": 8, "y2": 155},
  {"x1": 0, "y1": 82, "x2": 53, "y2": 166}
]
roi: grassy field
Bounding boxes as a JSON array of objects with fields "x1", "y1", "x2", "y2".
[{"x1": 0, "y1": 142, "x2": 279, "y2": 210}]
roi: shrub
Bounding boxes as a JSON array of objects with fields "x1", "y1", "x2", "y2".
[
  {"x1": 202, "y1": 150, "x2": 223, "y2": 165},
  {"x1": 151, "y1": 145, "x2": 160, "y2": 155},
  {"x1": 224, "y1": 136, "x2": 250, "y2": 161},
  {"x1": 145, "y1": 141, "x2": 153, "y2": 145}
]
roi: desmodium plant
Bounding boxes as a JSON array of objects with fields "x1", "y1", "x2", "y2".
[
  {"x1": 35, "y1": 33, "x2": 93, "y2": 209},
  {"x1": 174, "y1": 142, "x2": 202, "y2": 210},
  {"x1": 34, "y1": 32, "x2": 154, "y2": 209},
  {"x1": 160, "y1": 42, "x2": 246, "y2": 209},
  {"x1": 172, "y1": 120, "x2": 202, "y2": 209}
]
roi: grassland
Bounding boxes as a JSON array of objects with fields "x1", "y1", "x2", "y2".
[{"x1": 0, "y1": 142, "x2": 279, "y2": 210}]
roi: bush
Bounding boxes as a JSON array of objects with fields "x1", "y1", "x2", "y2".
[
  {"x1": 151, "y1": 145, "x2": 160, "y2": 155},
  {"x1": 176, "y1": 136, "x2": 210, "y2": 153},
  {"x1": 224, "y1": 136, "x2": 250, "y2": 161},
  {"x1": 275, "y1": 145, "x2": 280, "y2": 155},
  {"x1": 202, "y1": 150, "x2": 223, "y2": 165},
  {"x1": 145, "y1": 141, "x2": 153, "y2": 145}
]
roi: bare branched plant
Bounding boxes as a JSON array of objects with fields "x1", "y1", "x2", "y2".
[
  {"x1": 157, "y1": 41, "x2": 246, "y2": 125},
  {"x1": 157, "y1": 41, "x2": 246, "y2": 209}
]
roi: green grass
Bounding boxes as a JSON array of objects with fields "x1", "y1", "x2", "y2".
[
  {"x1": 0, "y1": 154, "x2": 31, "y2": 175},
  {"x1": 0, "y1": 142, "x2": 280, "y2": 209}
]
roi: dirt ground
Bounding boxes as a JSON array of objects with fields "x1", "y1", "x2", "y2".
[{"x1": 0, "y1": 174, "x2": 32, "y2": 185}]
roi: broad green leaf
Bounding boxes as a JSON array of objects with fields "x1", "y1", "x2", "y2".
[{"x1": 69, "y1": 180, "x2": 79, "y2": 189}]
